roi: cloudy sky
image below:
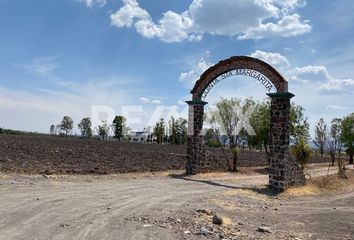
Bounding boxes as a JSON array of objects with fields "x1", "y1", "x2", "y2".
[{"x1": 0, "y1": 0, "x2": 353, "y2": 135}]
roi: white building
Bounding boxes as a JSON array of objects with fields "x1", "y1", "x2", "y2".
[{"x1": 126, "y1": 128, "x2": 153, "y2": 143}]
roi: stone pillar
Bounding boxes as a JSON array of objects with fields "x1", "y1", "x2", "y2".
[
  {"x1": 267, "y1": 92, "x2": 305, "y2": 191},
  {"x1": 186, "y1": 100, "x2": 208, "y2": 175}
]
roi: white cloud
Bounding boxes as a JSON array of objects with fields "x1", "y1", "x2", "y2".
[
  {"x1": 271, "y1": 0, "x2": 307, "y2": 11},
  {"x1": 187, "y1": 0, "x2": 276, "y2": 36},
  {"x1": 110, "y1": 0, "x2": 149, "y2": 27},
  {"x1": 15, "y1": 56, "x2": 59, "y2": 77},
  {"x1": 151, "y1": 99, "x2": 161, "y2": 104},
  {"x1": 250, "y1": 50, "x2": 290, "y2": 67},
  {"x1": 110, "y1": 0, "x2": 311, "y2": 42},
  {"x1": 79, "y1": 0, "x2": 106, "y2": 8},
  {"x1": 288, "y1": 65, "x2": 331, "y2": 83},
  {"x1": 178, "y1": 100, "x2": 186, "y2": 105},
  {"x1": 111, "y1": 0, "x2": 196, "y2": 42},
  {"x1": 139, "y1": 97, "x2": 162, "y2": 104},
  {"x1": 327, "y1": 105, "x2": 348, "y2": 110},
  {"x1": 317, "y1": 78, "x2": 354, "y2": 92},
  {"x1": 179, "y1": 52, "x2": 213, "y2": 88},
  {"x1": 14, "y1": 56, "x2": 77, "y2": 87},
  {"x1": 134, "y1": 19, "x2": 164, "y2": 39},
  {"x1": 285, "y1": 65, "x2": 354, "y2": 93},
  {"x1": 139, "y1": 97, "x2": 150, "y2": 103},
  {"x1": 238, "y1": 14, "x2": 311, "y2": 40}
]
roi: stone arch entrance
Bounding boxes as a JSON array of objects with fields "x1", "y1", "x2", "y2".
[{"x1": 186, "y1": 56, "x2": 305, "y2": 191}]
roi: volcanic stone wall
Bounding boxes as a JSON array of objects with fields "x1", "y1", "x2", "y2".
[{"x1": 268, "y1": 95, "x2": 305, "y2": 190}]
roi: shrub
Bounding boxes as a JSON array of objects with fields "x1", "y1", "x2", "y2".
[{"x1": 291, "y1": 138, "x2": 312, "y2": 170}]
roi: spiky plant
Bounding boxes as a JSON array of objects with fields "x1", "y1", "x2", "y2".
[{"x1": 292, "y1": 138, "x2": 312, "y2": 170}]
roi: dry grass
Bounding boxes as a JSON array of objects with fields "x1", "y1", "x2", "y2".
[
  {"x1": 221, "y1": 217, "x2": 233, "y2": 226},
  {"x1": 284, "y1": 169, "x2": 354, "y2": 196}
]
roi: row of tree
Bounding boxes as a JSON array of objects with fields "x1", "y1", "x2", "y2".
[
  {"x1": 203, "y1": 97, "x2": 354, "y2": 172},
  {"x1": 50, "y1": 115, "x2": 188, "y2": 145},
  {"x1": 50, "y1": 116, "x2": 74, "y2": 136},
  {"x1": 152, "y1": 117, "x2": 188, "y2": 144},
  {"x1": 50, "y1": 100, "x2": 353, "y2": 172},
  {"x1": 313, "y1": 116, "x2": 354, "y2": 165},
  {"x1": 203, "y1": 98, "x2": 310, "y2": 171},
  {"x1": 50, "y1": 115, "x2": 129, "y2": 139}
]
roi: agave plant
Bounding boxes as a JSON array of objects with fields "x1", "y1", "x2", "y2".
[{"x1": 292, "y1": 138, "x2": 312, "y2": 170}]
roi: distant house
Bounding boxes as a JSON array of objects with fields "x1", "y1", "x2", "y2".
[{"x1": 127, "y1": 130, "x2": 153, "y2": 143}]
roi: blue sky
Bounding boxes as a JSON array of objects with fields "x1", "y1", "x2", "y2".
[{"x1": 0, "y1": 0, "x2": 354, "y2": 135}]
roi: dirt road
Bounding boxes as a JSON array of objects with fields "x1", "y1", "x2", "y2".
[{"x1": 0, "y1": 168, "x2": 353, "y2": 240}]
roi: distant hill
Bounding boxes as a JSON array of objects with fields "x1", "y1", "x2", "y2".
[{"x1": 0, "y1": 127, "x2": 44, "y2": 136}]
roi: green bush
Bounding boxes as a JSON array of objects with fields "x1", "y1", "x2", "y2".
[
  {"x1": 291, "y1": 138, "x2": 312, "y2": 170},
  {"x1": 207, "y1": 139, "x2": 220, "y2": 148}
]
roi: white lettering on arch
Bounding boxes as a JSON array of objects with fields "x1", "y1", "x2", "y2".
[{"x1": 200, "y1": 69, "x2": 275, "y2": 100}]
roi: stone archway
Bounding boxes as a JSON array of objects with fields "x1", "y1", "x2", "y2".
[{"x1": 186, "y1": 56, "x2": 305, "y2": 191}]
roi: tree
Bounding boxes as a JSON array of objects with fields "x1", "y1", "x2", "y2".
[
  {"x1": 50, "y1": 124, "x2": 55, "y2": 135},
  {"x1": 340, "y1": 113, "x2": 354, "y2": 165},
  {"x1": 204, "y1": 128, "x2": 219, "y2": 147},
  {"x1": 205, "y1": 98, "x2": 256, "y2": 172},
  {"x1": 313, "y1": 118, "x2": 328, "y2": 157},
  {"x1": 55, "y1": 124, "x2": 61, "y2": 135},
  {"x1": 169, "y1": 117, "x2": 188, "y2": 145},
  {"x1": 291, "y1": 138, "x2": 311, "y2": 170},
  {"x1": 143, "y1": 126, "x2": 153, "y2": 142},
  {"x1": 97, "y1": 120, "x2": 110, "y2": 139},
  {"x1": 78, "y1": 117, "x2": 92, "y2": 138},
  {"x1": 249, "y1": 100, "x2": 271, "y2": 163},
  {"x1": 153, "y1": 118, "x2": 165, "y2": 144},
  {"x1": 327, "y1": 118, "x2": 342, "y2": 166},
  {"x1": 112, "y1": 116, "x2": 129, "y2": 141},
  {"x1": 290, "y1": 103, "x2": 310, "y2": 144},
  {"x1": 248, "y1": 100, "x2": 309, "y2": 164},
  {"x1": 60, "y1": 116, "x2": 74, "y2": 136}
]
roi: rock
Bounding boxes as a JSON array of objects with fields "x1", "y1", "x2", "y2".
[
  {"x1": 197, "y1": 209, "x2": 213, "y2": 215},
  {"x1": 176, "y1": 218, "x2": 182, "y2": 223},
  {"x1": 257, "y1": 226, "x2": 273, "y2": 234},
  {"x1": 59, "y1": 223, "x2": 70, "y2": 228},
  {"x1": 42, "y1": 170, "x2": 55, "y2": 175},
  {"x1": 212, "y1": 214, "x2": 223, "y2": 225},
  {"x1": 199, "y1": 227, "x2": 210, "y2": 236},
  {"x1": 183, "y1": 230, "x2": 191, "y2": 234},
  {"x1": 143, "y1": 224, "x2": 152, "y2": 228},
  {"x1": 107, "y1": 207, "x2": 112, "y2": 210}
]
